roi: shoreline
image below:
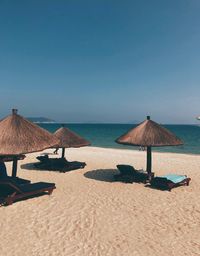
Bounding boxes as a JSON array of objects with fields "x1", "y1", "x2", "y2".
[
  {"x1": 86, "y1": 146, "x2": 200, "y2": 158},
  {"x1": 38, "y1": 123, "x2": 200, "y2": 156}
]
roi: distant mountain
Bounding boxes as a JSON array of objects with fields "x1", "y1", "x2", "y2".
[{"x1": 27, "y1": 117, "x2": 56, "y2": 123}]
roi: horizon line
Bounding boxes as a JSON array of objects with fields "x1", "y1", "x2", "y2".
[{"x1": 35, "y1": 121, "x2": 199, "y2": 125}]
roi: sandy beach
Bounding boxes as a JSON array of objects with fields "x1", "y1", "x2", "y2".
[{"x1": 0, "y1": 146, "x2": 200, "y2": 256}]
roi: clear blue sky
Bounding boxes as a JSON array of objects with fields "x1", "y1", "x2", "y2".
[{"x1": 0, "y1": 0, "x2": 200, "y2": 123}]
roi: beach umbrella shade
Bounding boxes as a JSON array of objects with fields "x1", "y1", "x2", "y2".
[
  {"x1": 115, "y1": 116, "x2": 183, "y2": 177},
  {"x1": 54, "y1": 126, "x2": 91, "y2": 158},
  {"x1": 0, "y1": 109, "x2": 59, "y2": 177}
]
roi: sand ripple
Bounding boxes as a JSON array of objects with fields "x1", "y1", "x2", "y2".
[{"x1": 0, "y1": 147, "x2": 200, "y2": 255}]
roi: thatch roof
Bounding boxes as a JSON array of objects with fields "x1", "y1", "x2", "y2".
[
  {"x1": 116, "y1": 116, "x2": 183, "y2": 147},
  {"x1": 54, "y1": 126, "x2": 91, "y2": 148},
  {"x1": 0, "y1": 109, "x2": 59, "y2": 155}
]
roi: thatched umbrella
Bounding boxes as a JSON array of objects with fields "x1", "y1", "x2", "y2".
[
  {"x1": 0, "y1": 109, "x2": 59, "y2": 177},
  {"x1": 116, "y1": 116, "x2": 183, "y2": 177},
  {"x1": 54, "y1": 125, "x2": 91, "y2": 158}
]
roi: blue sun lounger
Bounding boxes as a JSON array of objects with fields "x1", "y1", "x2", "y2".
[{"x1": 150, "y1": 174, "x2": 191, "y2": 191}]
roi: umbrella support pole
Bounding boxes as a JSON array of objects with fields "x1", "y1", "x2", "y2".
[
  {"x1": 146, "y1": 146, "x2": 152, "y2": 179},
  {"x1": 12, "y1": 157, "x2": 18, "y2": 177},
  {"x1": 61, "y1": 148, "x2": 65, "y2": 159}
]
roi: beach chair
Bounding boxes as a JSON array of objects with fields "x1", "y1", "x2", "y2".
[
  {"x1": 34, "y1": 157, "x2": 86, "y2": 172},
  {"x1": 58, "y1": 161, "x2": 86, "y2": 173},
  {"x1": 115, "y1": 165, "x2": 154, "y2": 183},
  {"x1": 0, "y1": 180, "x2": 56, "y2": 205},
  {"x1": 150, "y1": 174, "x2": 191, "y2": 191}
]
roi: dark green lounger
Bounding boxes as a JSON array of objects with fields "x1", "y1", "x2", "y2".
[
  {"x1": 0, "y1": 180, "x2": 56, "y2": 205},
  {"x1": 115, "y1": 165, "x2": 154, "y2": 183}
]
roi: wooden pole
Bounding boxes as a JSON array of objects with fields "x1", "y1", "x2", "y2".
[
  {"x1": 12, "y1": 157, "x2": 18, "y2": 177},
  {"x1": 61, "y1": 148, "x2": 65, "y2": 158},
  {"x1": 146, "y1": 146, "x2": 152, "y2": 176}
]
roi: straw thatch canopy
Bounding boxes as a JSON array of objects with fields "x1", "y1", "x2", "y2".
[
  {"x1": 0, "y1": 109, "x2": 59, "y2": 155},
  {"x1": 54, "y1": 126, "x2": 91, "y2": 148},
  {"x1": 116, "y1": 116, "x2": 183, "y2": 177},
  {"x1": 116, "y1": 116, "x2": 183, "y2": 147}
]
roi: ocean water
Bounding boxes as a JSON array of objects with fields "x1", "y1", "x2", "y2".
[{"x1": 38, "y1": 123, "x2": 200, "y2": 155}]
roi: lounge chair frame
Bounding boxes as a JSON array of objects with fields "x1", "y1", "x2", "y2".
[
  {"x1": 150, "y1": 177, "x2": 191, "y2": 191},
  {"x1": 0, "y1": 181, "x2": 55, "y2": 205},
  {"x1": 34, "y1": 157, "x2": 86, "y2": 172},
  {"x1": 115, "y1": 165, "x2": 154, "y2": 183}
]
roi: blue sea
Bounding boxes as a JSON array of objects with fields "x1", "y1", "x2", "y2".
[{"x1": 38, "y1": 123, "x2": 200, "y2": 155}]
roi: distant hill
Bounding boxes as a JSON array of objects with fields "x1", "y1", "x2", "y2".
[{"x1": 27, "y1": 117, "x2": 56, "y2": 123}]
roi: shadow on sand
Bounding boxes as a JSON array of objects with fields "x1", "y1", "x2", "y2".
[
  {"x1": 20, "y1": 162, "x2": 84, "y2": 173},
  {"x1": 144, "y1": 184, "x2": 172, "y2": 191},
  {"x1": 84, "y1": 170, "x2": 174, "y2": 191},
  {"x1": 84, "y1": 169, "x2": 119, "y2": 182},
  {"x1": 21, "y1": 162, "x2": 40, "y2": 171}
]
